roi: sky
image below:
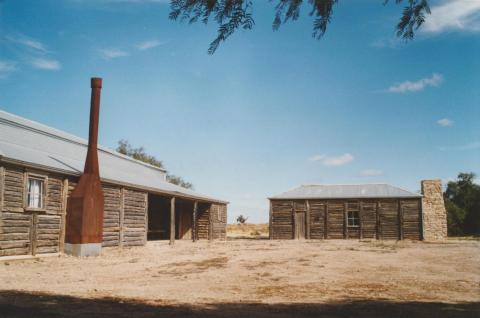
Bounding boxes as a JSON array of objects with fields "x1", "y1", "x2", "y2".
[{"x1": 0, "y1": 0, "x2": 479, "y2": 223}]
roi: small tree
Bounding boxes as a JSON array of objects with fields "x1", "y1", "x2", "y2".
[
  {"x1": 444, "y1": 172, "x2": 480, "y2": 236},
  {"x1": 117, "y1": 140, "x2": 194, "y2": 189},
  {"x1": 236, "y1": 215, "x2": 248, "y2": 224}
]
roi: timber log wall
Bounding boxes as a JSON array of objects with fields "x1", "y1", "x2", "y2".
[{"x1": 270, "y1": 198, "x2": 423, "y2": 240}]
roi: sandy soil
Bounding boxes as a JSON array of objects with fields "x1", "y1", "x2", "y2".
[{"x1": 1, "y1": 239, "x2": 479, "y2": 317}]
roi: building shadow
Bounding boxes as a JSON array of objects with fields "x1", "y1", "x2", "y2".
[{"x1": 0, "y1": 290, "x2": 478, "y2": 318}]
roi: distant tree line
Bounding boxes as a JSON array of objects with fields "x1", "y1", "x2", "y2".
[
  {"x1": 116, "y1": 139, "x2": 193, "y2": 189},
  {"x1": 444, "y1": 172, "x2": 480, "y2": 236}
]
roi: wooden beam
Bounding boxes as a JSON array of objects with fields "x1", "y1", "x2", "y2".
[
  {"x1": 193, "y1": 201, "x2": 198, "y2": 242},
  {"x1": 144, "y1": 192, "x2": 148, "y2": 244},
  {"x1": 376, "y1": 201, "x2": 381, "y2": 240},
  {"x1": 208, "y1": 204, "x2": 213, "y2": 241},
  {"x1": 59, "y1": 178, "x2": 68, "y2": 253},
  {"x1": 268, "y1": 201, "x2": 273, "y2": 240},
  {"x1": 344, "y1": 202, "x2": 348, "y2": 239},
  {"x1": 398, "y1": 200, "x2": 404, "y2": 240},
  {"x1": 292, "y1": 201, "x2": 296, "y2": 240},
  {"x1": 359, "y1": 201, "x2": 363, "y2": 240},
  {"x1": 0, "y1": 166, "x2": 5, "y2": 233},
  {"x1": 119, "y1": 188, "x2": 125, "y2": 247},
  {"x1": 305, "y1": 200, "x2": 311, "y2": 240},
  {"x1": 324, "y1": 201, "x2": 328, "y2": 239},
  {"x1": 170, "y1": 197, "x2": 175, "y2": 245}
]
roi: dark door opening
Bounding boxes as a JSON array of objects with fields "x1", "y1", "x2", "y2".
[
  {"x1": 147, "y1": 194, "x2": 171, "y2": 240},
  {"x1": 147, "y1": 194, "x2": 195, "y2": 241}
]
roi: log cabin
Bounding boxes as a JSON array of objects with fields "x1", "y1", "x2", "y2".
[
  {"x1": 269, "y1": 182, "x2": 447, "y2": 240},
  {"x1": 0, "y1": 109, "x2": 227, "y2": 258}
]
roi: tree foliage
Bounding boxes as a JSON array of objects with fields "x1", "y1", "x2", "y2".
[
  {"x1": 236, "y1": 214, "x2": 248, "y2": 224},
  {"x1": 444, "y1": 172, "x2": 480, "y2": 236},
  {"x1": 116, "y1": 139, "x2": 194, "y2": 190},
  {"x1": 169, "y1": 0, "x2": 431, "y2": 54}
]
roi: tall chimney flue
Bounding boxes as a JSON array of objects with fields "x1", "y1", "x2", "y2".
[{"x1": 65, "y1": 77, "x2": 105, "y2": 257}]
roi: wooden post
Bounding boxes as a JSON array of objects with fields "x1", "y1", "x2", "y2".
[
  {"x1": 305, "y1": 200, "x2": 311, "y2": 240},
  {"x1": 144, "y1": 193, "x2": 148, "y2": 244},
  {"x1": 344, "y1": 202, "x2": 348, "y2": 239},
  {"x1": 0, "y1": 167, "x2": 5, "y2": 214},
  {"x1": 119, "y1": 188, "x2": 125, "y2": 247},
  {"x1": 59, "y1": 178, "x2": 68, "y2": 253},
  {"x1": 269, "y1": 201, "x2": 273, "y2": 240},
  {"x1": 0, "y1": 166, "x2": 6, "y2": 237},
  {"x1": 170, "y1": 197, "x2": 175, "y2": 245},
  {"x1": 376, "y1": 201, "x2": 381, "y2": 240},
  {"x1": 30, "y1": 213, "x2": 37, "y2": 256},
  {"x1": 398, "y1": 200, "x2": 404, "y2": 240},
  {"x1": 324, "y1": 201, "x2": 328, "y2": 239},
  {"x1": 359, "y1": 201, "x2": 363, "y2": 240},
  {"x1": 208, "y1": 204, "x2": 213, "y2": 241},
  {"x1": 292, "y1": 201, "x2": 296, "y2": 240},
  {"x1": 192, "y1": 201, "x2": 198, "y2": 242}
]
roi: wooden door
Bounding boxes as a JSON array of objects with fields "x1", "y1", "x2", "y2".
[
  {"x1": 295, "y1": 212, "x2": 306, "y2": 239},
  {"x1": 178, "y1": 210, "x2": 192, "y2": 240}
]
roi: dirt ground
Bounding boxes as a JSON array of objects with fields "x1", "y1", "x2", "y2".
[{"x1": 1, "y1": 239, "x2": 479, "y2": 317}]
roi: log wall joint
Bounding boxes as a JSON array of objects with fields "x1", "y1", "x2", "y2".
[
  {"x1": 59, "y1": 178, "x2": 68, "y2": 253},
  {"x1": 193, "y1": 201, "x2": 198, "y2": 242},
  {"x1": 305, "y1": 200, "x2": 311, "y2": 239},
  {"x1": 119, "y1": 188, "x2": 125, "y2": 247},
  {"x1": 170, "y1": 197, "x2": 175, "y2": 245}
]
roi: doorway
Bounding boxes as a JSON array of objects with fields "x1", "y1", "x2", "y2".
[{"x1": 295, "y1": 212, "x2": 306, "y2": 239}]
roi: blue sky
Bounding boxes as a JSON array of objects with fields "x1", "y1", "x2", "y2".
[{"x1": 1, "y1": 0, "x2": 479, "y2": 223}]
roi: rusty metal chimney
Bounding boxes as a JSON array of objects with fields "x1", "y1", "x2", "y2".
[{"x1": 65, "y1": 77, "x2": 105, "y2": 257}]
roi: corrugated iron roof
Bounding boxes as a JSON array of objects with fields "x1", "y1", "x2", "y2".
[
  {"x1": 269, "y1": 184, "x2": 421, "y2": 200},
  {"x1": 0, "y1": 110, "x2": 227, "y2": 204}
]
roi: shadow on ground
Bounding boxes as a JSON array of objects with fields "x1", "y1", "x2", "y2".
[{"x1": 0, "y1": 290, "x2": 478, "y2": 318}]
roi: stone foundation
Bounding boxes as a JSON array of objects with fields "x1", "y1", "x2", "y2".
[{"x1": 421, "y1": 180, "x2": 448, "y2": 241}]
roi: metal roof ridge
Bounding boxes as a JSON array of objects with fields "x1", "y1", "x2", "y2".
[{"x1": 0, "y1": 109, "x2": 167, "y2": 172}]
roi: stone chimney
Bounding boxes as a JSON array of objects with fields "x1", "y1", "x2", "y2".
[{"x1": 421, "y1": 180, "x2": 447, "y2": 241}]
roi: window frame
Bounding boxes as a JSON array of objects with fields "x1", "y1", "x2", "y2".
[
  {"x1": 347, "y1": 210, "x2": 360, "y2": 227},
  {"x1": 24, "y1": 172, "x2": 48, "y2": 211}
]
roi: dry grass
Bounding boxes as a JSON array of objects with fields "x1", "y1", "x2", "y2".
[{"x1": 227, "y1": 223, "x2": 269, "y2": 239}]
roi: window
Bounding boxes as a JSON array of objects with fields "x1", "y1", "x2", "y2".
[
  {"x1": 347, "y1": 211, "x2": 360, "y2": 227},
  {"x1": 27, "y1": 177, "x2": 45, "y2": 209}
]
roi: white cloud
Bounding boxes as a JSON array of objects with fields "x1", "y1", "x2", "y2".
[
  {"x1": 360, "y1": 169, "x2": 384, "y2": 177},
  {"x1": 99, "y1": 48, "x2": 129, "y2": 60},
  {"x1": 388, "y1": 73, "x2": 443, "y2": 93},
  {"x1": 439, "y1": 141, "x2": 480, "y2": 151},
  {"x1": 136, "y1": 40, "x2": 162, "y2": 50},
  {"x1": 423, "y1": 0, "x2": 480, "y2": 33},
  {"x1": 308, "y1": 154, "x2": 326, "y2": 162},
  {"x1": 437, "y1": 118, "x2": 454, "y2": 127},
  {"x1": 309, "y1": 153, "x2": 354, "y2": 166},
  {"x1": 30, "y1": 58, "x2": 61, "y2": 70},
  {"x1": 0, "y1": 60, "x2": 17, "y2": 78},
  {"x1": 6, "y1": 35, "x2": 49, "y2": 53}
]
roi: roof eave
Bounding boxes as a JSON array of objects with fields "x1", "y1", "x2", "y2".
[{"x1": 0, "y1": 157, "x2": 228, "y2": 205}]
